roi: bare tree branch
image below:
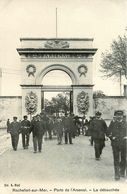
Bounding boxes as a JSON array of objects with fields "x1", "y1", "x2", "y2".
[{"x1": 100, "y1": 35, "x2": 126, "y2": 79}]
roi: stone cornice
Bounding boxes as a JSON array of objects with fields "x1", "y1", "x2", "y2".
[
  {"x1": 93, "y1": 96, "x2": 127, "y2": 99},
  {"x1": 20, "y1": 85, "x2": 95, "y2": 91},
  {"x1": 20, "y1": 38, "x2": 94, "y2": 41},
  {"x1": 21, "y1": 84, "x2": 94, "y2": 87},
  {"x1": 20, "y1": 85, "x2": 73, "y2": 91},
  {"x1": 0, "y1": 96, "x2": 21, "y2": 98},
  {"x1": 17, "y1": 49, "x2": 97, "y2": 60},
  {"x1": 17, "y1": 48, "x2": 97, "y2": 54},
  {"x1": 21, "y1": 58, "x2": 93, "y2": 62},
  {"x1": 21, "y1": 84, "x2": 42, "y2": 87},
  {"x1": 72, "y1": 84, "x2": 94, "y2": 87}
]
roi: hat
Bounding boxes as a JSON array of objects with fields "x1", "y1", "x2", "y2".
[
  {"x1": 13, "y1": 116, "x2": 17, "y2": 119},
  {"x1": 95, "y1": 111, "x2": 102, "y2": 116},
  {"x1": 114, "y1": 110, "x2": 124, "y2": 117}
]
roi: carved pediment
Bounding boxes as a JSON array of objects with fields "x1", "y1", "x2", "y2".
[{"x1": 44, "y1": 40, "x2": 69, "y2": 49}]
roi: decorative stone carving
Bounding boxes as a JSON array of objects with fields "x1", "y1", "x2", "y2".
[
  {"x1": 26, "y1": 64, "x2": 36, "y2": 76},
  {"x1": 77, "y1": 91, "x2": 89, "y2": 114},
  {"x1": 78, "y1": 65, "x2": 88, "y2": 77},
  {"x1": 25, "y1": 91, "x2": 38, "y2": 114},
  {"x1": 44, "y1": 40, "x2": 69, "y2": 49}
]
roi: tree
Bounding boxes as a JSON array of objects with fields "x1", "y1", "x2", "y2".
[
  {"x1": 44, "y1": 99, "x2": 55, "y2": 115},
  {"x1": 44, "y1": 92, "x2": 70, "y2": 116},
  {"x1": 100, "y1": 35, "x2": 126, "y2": 79},
  {"x1": 93, "y1": 90, "x2": 106, "y2": 110},
  {"x1": 93, "y1": 90, "x2": 106, "y2": 98}
]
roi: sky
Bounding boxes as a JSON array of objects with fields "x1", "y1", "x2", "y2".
[{"x1": 0, "y1": 0, "x2": 127, "y2": 97}]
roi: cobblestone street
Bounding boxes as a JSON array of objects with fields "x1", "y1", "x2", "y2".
[{"x1": 0, "y1": 130, "x2": 127, "y2": 194}]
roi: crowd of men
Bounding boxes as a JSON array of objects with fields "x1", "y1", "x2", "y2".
[
  {"x1": 7, "y1": 110, "x2": 127, "y2": 181},
  {"x1": 7, "y1": 112, "x2": 80, "y2": 152}
]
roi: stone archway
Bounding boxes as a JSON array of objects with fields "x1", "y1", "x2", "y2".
[
  {"x1": 17, "y1": 38, "x2": 97, "y2": 117},
  {"x1": 40, "y1": 68, "x2": 74, "y2": 114}
]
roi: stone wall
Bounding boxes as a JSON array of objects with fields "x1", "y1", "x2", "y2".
[
  {"x1": 0, "y1": 96, "x2": 22, "y2": 128},
  {"x1": 94, "y1": 96, "x2": 127, "y2": 123},
  {"x1": 0, "y1": 95, "x2": 127, "y2": 128}
]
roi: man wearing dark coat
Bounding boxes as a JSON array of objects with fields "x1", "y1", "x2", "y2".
[
  {"x1": 47, "y1": 117, "x2": 53, "y2": 140},
  {"x1": 21, "y1": 115, "x2": 31, "y2": 149},
  {"x1": 74, "y1": 115, "x2": 80, "y2": 136},
  {"x1": 63, "y1": 114, "x2": 75, "y2": 144},
  {"x1": 9, "y1": 117, "x2": 21, "y2": 151},
  {"x1": 108, "y1": 110, "x2": 127, "y2": 180},
  {"x1": 40, "y1": 112, "x2": 50, "y2": 139},
  {"x1": 89, "y1": 111, "x2": 107, "y2": 160},
  {"x1": 30, "y1": 115, "x2": 45, "y2": 153},
  {"x1": 54, "y1": 117, "x2": 63, "y2": 145}
]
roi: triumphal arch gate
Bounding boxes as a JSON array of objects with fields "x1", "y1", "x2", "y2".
[{"x1": 17, "y1": 38, "x2": 97, "y2": 117}]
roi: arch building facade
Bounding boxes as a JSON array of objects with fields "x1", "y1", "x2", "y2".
[{"x1": 17, "y1": 38, "x2": 97, "y2": 117}]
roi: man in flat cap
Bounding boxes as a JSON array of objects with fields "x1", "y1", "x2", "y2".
[
  {"x1": 89, "y1": 111, "x2": 108, "y2": 160},
  {"x1": 9, "y1": 117, "x2": 21, "y2": 151},
  {"x1": 108, "y1": 110, "x2": 127, "y2": 180}
]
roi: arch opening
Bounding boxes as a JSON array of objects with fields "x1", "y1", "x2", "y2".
[
  {"x1": 36, "y1": 64, "x2": 77, "y2": 85},
  {"x1": 42, "y1": 70, "x2": 72, "y2": 85}
]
